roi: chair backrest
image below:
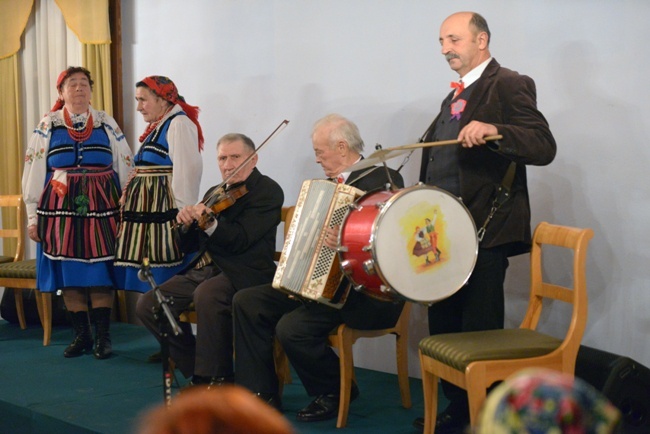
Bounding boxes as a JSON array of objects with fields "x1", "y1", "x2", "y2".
[
  {"x1": 0, "y1": 195, "x2": 25, "y2": 262},
  {"x1": 520, "y1": 222, "x2": 594, "y2": 367},
  {"x1": 274, "y1": 206, "x2": 295, "y2": 261}
]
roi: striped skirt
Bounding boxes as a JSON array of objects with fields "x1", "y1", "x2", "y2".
[
  {"x1": 115, "y1": 166, "x2": 184, "y2": 268},
  {"x1": 37, "y1": 166, "x2": 120, "y2": 262}
]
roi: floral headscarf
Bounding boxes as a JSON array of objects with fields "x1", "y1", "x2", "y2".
[
  {"x1": 140, "y1": 75, "x2": 204, "y2": 151},
  {"x1": 477, "y1": 368, "x2": 621, "y2": 434}
]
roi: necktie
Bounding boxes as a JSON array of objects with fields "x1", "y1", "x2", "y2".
[
  {"x1": 336, "y1": 175, "x2": 344, "y2": 183},
  {"x1": 451, "y1": 80, "x2": 464, "y2": 99}
]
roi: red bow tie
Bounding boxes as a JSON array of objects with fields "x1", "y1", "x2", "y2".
[{"x1": 451, "y1": 80, "x2": 464, "y2": 98}]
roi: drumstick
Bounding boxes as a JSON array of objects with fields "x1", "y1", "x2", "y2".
[
  {"x1": 397, "y1": 134, "x2": 503, "y2": 151},
  {"x1": 346, "y1": 135, "x2": 503, "y2": 173}
]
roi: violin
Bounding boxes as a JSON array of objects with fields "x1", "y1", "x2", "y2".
[
  {"x1": 197, "y1": 183, "x2": 249, "y2": 230},
  {"x1": 178, "y1": 183, "x2": 249, "y2": 234}
]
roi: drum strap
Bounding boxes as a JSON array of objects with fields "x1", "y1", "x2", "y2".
[{"x1": 477, "y1": 161, "x2": 516, "y2": 242}]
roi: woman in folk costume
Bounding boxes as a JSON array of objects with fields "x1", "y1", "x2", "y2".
[
  {"x1": 114, "y1": 76, "x2": 203, "y2": 292},
  {"x1": 22, "y1": 66, "x2": 133, "y2": 359}
]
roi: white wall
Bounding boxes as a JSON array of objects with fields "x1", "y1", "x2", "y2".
[{"x1": 122, "y1": 0, "x2": 650, "y2": 377}]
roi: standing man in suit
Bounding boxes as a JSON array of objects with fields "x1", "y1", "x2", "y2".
[
  {"x1": 233, "y1": 114, "x2": 404, "y2": 422},
  {"x1": 413, "y1": 11, "x2": 557, "y2": 433},
  {"x1": 136, "y1": 133, "x2": 284, "y2": 388}
]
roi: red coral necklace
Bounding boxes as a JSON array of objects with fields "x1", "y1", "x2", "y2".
[
  {"x1": 63, "y1": 107, "x2": 93, "y2": 143},
  {"x1": 139, "y1": 106, "x2": 173, "y2": 144}
]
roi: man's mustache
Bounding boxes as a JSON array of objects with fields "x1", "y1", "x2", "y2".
[{"x1": 445, "y1": 53, "x2": 459, "y2": 61}]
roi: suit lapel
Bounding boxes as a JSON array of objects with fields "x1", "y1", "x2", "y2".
[
  {"x1": 460, "y1": 58, "x2": 500, "y2": 128},
  {"x1": 348, "y1": 165, "x2": 382, "y2": 189}
]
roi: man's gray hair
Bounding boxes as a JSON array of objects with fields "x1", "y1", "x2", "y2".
[
  {"x1": 217, "y1": 133, "x2": 255, "y2": 152},
  {"x1": 312, "y1": 113, "x2": 364, "y2": 153}
]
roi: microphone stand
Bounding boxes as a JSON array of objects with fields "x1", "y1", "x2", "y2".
[{"x1": 139, "y1": 261, "x2": 183, "y2": 407}]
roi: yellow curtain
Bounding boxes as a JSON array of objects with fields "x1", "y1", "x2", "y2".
[
  {"x1": 0, "y1": 56, "x2": 23, "y2": 256},
  {"x1": 56, "y1": 0, "x2": 112, "y2": 114},
  {"x1": 83, "y1": 44, "x2": 113, "y2": 115},
  {"x1": 0, "y1": 0, "x2": 34, "y2": 60},
  {"x1": 0, "y1": 0, "x2": 33, "y2": 256},
  {"x1": 0, "y1": 0, "x2": 113, "y2": 256},
  {"x1": 54, "y1": 0, "x2": 110, "y2": 43},
  {"x1": 0, "y1": 56, "x2": 23, "y2": 196}
]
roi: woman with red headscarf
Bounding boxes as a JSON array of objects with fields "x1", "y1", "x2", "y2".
[
  {"x1": 114, "y1": 76, "x2": 203, "y2": 293},
  {"x1": 22, "y1": 66, "x2": 133, "y2": 360}
]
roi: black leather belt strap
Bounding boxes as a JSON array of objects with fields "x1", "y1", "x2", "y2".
[{"x1": 477, "y1": 161, "x2": 516, "y2": 243}]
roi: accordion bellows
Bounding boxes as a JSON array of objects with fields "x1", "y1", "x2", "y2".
[{"x1": 273, "y1": 179, "x2": 363, "y2": 309}]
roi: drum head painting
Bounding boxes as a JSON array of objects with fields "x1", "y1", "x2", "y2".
[{"x1": 375, "y1": 185, "x2": 477, "y2": 303}]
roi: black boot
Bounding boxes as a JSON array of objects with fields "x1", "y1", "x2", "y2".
[
  {"x1": 91, "y1": 307, "x2": 113, "y2": 359},
  {"x1": 64, "y1": 311, "x2": 93, "y2": 358}
]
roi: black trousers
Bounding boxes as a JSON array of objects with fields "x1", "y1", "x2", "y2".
[
  {"x1": 426, "y1": 245, "x2": 510, "y2": 413},
  {"x1": 135, "y1": 265, "x2": 236, "y2": 379},
  {"x1": 234, "y1": 284, "x2": 403, "y2": 397}
]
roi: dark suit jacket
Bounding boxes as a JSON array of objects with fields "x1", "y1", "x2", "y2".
[
  {"x1": 340, "y1": 165, "x2": 406, "y2": 329},
  {"x1": 419, "y1": 58, "x2": 556, "y2": 256},
  {"x1": 181, "y1": 168, "x2": 284, "y2": 290}
]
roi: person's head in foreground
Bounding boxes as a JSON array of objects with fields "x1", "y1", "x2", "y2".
[
  {"x1": 136, "y1": 385, "x2": 295, "y2": 434},
  {"x1": 477, "y1": 368, "x2": 622, "y2": 434}
]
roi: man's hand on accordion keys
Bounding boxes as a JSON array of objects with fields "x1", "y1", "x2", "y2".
[{"x1": 324, "y1": 225, "x2": 339, "y2": 250}]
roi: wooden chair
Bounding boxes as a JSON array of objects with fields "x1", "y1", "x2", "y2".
[
  {"x1": 0, "y1": 195, "x2": 51, "y2": 345},
  {"x1": 0, "y1": 195, "x2": 24, "y2": 265},
  {"x1": 179, "y1": 205, "x2": 295, "y2": 323},
  {"x1": 418, "y1": 222, "x2": 594, "y2": 432},
  {"x1": 0, "y1": 195, "x2": 27, "y2": 329},
  {"x1": 327, "y1": 301, "x2": 413, "y2": 428},
  {"x1": 178, "y1": 206, "x2": 296, "y2": 387},
  {"x1": 1, "y1": 195, "x2": 130, "y2": 346}
]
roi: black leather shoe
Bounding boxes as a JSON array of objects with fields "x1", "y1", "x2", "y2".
[
  {"x1": 93, "y1": 335, "x2": 112, "y2": 359},
  {"x1": 256, "y1": 392, "x2": 283, "y2": 412},
  {"x1": 412, "y1": 411, "x2": 468, "y2": 433},
  {"x1": 296, "y1": 382, "x2": 360, "y2": 422},
  {"x1": 188, "y1": 374, "x2": 234, "y2": 389},
  {"x1": 64, "y1": 311, "x2": 93, "y2": 358},
  {"x1": 63, "y1": 333, "x2": 93, "y2": 358}
]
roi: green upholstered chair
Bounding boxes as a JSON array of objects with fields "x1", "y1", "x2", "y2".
[
  {"x1": 0, "y1": 195, "x2": 50, "y2": 344},
  {"x1": 1, "y1": 195, "x2": 129, "y2": 346},
  {"x1": 418, "y1": 222, "x2": 594, "y2": 432},
  {"x1": 0, "y1": 260, "x2": 43, "y2": 334}
]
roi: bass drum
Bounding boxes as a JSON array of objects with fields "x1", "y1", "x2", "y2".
[{"x1": 337, "y1": 184, "x2": 477, "y2": 304}]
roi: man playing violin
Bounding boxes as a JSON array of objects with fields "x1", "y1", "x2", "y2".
[
  {"x1": 232, "y1": 114, "x2": 404, "y2": 422},
  {"x1": 136, "y1": 132, "x2": 284, "y2": 387}
]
